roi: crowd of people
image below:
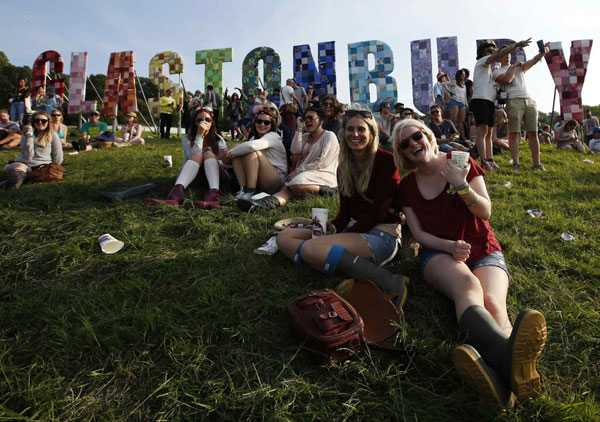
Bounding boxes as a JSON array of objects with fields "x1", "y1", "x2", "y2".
[{"x1": 6, "y1": 38, "x2": 600, "y2": 412}]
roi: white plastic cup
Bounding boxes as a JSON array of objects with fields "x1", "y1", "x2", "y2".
[
  {"x1": 124, "y1": 132, "x2": 131, "y2": 142},
  {"x1": 98, "y1": 233, "x2": 124, "y2": 254},
  {"x1": 451, "y1": 151, "x2": 470, "y2": 169},
  {"x1": 164, "y1": 155, "x2": 173, "y2": 168},
  {"x1": 311, "y1": 208, "x2": 329, "y2": 239}
]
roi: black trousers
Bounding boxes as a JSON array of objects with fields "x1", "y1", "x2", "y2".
[{"x1": 160, "y1": 113, "x2": 173, "y2": 138}]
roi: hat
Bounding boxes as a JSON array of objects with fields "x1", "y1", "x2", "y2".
[
  {"x1": 593, "y1": 126, "x2": 600, "y2": 134},
  {"x1": 436, "y1": 72, "x2": 448, "y2": 81},
  {"x1": 125, "y1": 112, "x2": 137, "y2": 118}
]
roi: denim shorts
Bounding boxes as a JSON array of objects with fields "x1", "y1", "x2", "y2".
[
  {"x1": 360, "y1": 228, "x2": 399, "y2": 266},
  {"x1": 449, "y1": 98, "x2": 467, "y2": 110},
  {"x1": 419, "y1": 250, "x2": 509, "y2": 279}
]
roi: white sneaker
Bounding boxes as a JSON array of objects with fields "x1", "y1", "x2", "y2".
[
  {"x1": 234, "y1": 189, "x2": 245, "y2": 200},
  {"x1": 240, "y1": 191, "x2": 255, "y2": 201}
]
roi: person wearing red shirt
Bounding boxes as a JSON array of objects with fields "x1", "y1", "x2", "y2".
[
  {"x1": 392, "y1": 118, "x2": 547, "y2": 410},
  {"x1": 276, "y1": 106, "x2": 408, "y2": 306}
]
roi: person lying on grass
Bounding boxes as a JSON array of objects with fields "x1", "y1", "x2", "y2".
[
  {"x1": 392, "y1": 118, "x2": 547, "y2": 411},
  {"x1": 221, "y1": 110, "x2": 287, "y2": 206},
  {"x1": 238, "y1": 106, "x2": 339, "y2": 211},
  {"x1": 1, "y1": 111, "x2": 63, "y2": 189},
  {"x1": 276, "y1": 105, "x2": 408, "y2": 307},
  {"x1": 143, "y1": 106, "x2": 229, "y2": 209}
]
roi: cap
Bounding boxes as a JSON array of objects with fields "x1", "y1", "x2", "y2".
[{"x1": 593, "y1": 126, "x2": 600, "y2": 134}]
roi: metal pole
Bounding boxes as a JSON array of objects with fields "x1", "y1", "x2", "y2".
[
  {"x1": 177, "y1": 73, "x2": 182, "y2": 137},
  {"x1": 134, "y1": 70, "x2": 158, "y2": 134},
  {"x1": 550, "y1": 87, "x2": 557, "y2": 128}
]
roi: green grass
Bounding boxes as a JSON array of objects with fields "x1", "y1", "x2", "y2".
[{"x1": 0, "y1": 135, "x2": 598, "y2": 421}]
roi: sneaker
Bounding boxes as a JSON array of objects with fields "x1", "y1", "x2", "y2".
[
  {"x1": 318, "y1": 185, "x2": 338, "y2": 197},
  {"x1": 532, "y1": 164, "x2": 546, "y2": 172},
  {"x1": 238, "y1": 195, "x2": 281, "y2": 212},
  {"x1": 490, "y1": 160, "x2": 500, "y2": 170},
  {"x1": 481, "y1": 160, "x2": 492, "y2": 171},
  {"x1": 239, "y1": 191, "x2": 254, "y2": 201},
  {"x1": 512, "y1": 163, "x2": 521, "y2": 172},
  {"x1": 234, "y1": 188, "x2": 245, "y2": 200}
]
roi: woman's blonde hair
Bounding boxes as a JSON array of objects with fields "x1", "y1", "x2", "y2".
[
  {"x1": 337, "y1": 104, "x2": 379, "y2": 197},
  {"x1": 391, "y1": 119, "x2": 438, "y2": 170},
  {"x1": 32, "y1": 111, "x2": 53, "y2": 147},
  {"x1": 495, "y1": 108, "x2": 507, "y2": 125}
]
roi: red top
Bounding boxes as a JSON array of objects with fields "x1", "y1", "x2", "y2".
[
  {"x1": 396, "y1": 154, "x2": 501, "y2": 267},
  {"x1": 331, "y1": 149, "x2": 402, "y2": 234}
]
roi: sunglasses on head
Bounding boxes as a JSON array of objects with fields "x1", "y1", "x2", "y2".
[
  {"x1": 398, "y1": 130, "x2": 424, "y2": 150},
  {"x1": 255, "y1": 118, "x2": 271, "y2": 126},
  {"x1": 195, "y1": 106, "x2": 213, "y2": 115},
  {"x1": 263, "y1": 106, "x2": 277, "y2": 112},
  {"x1": 344, "y1": 110, "x2": 373, "y2": 119},
  {"x1": 33, "y1": 118, "x2": 49, "y2": 124},
  {"x1": 196, "y1": 117, "x2": 212, "y2": 123}
]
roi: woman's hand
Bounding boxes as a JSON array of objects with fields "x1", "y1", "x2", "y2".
[
  {"x1": 222, "y1": 149, "x2": 232, "y2": 164},
  {"x1": 440, "y1": 159, "x2": 470, "y2": 188},
  {"x1": 295, "y1": 116, "x2": 304, "y2": 130},
  {"x1": 325, "y1": 221, "x2": 337, "y2": 235},
  {"x1": 197, "y1": 121, "x2": 211, "y2": 136},
  {"x1": 451, "y1": 240, "x2": 471, "y2": 262}
]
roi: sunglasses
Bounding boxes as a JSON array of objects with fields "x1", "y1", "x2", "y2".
[
  {"x1": 196, "y1": 117, "x2": 212, "y2": 123},
  {"x1": 255, "y1": 118, "x2": 272, "y2": 126},
  {"x1": 304, "y1": 115, "x2": 318, "y2": 122},
  {"x1": 52, "y1": 114, "x2": 62, "y2": 117},
  {"x1": 345, "y1": 110, "x2": 373, "y2": 119},
  {"x1": 398, "y1": 130, "x2": 424, "y2": 150},
  {"x1": 322, "y1": 101, "x2": 335, "y2": 107},
  {"x1": 431, "y1": 110, "x2": 441, "y2": 114},
  {"x1": 33, "y1": 119, "x2": 49, "y2": 124}
]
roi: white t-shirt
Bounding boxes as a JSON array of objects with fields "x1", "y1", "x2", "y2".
[
  {"x1": 281, "y1": 85, "x2": 295, "y2": 105},
  {"x1": 375, "y1": 114, "x2": 393, "y2": 135},
  {"x1": 493, "y1": 66, "x2": 530, "y2": 99},
  {"x1": 472, "y1": 56, "x2": 497, "y2": 102},
  {"x1": 445, "y1": 81, "x2": 467, "y2": 104}
]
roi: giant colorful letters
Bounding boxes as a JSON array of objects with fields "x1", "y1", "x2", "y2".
[
  {"x1": 544, "y1": 40, "x2": 593, "y2": 122},
  {"x1": 31, "y1": 50, "x2": 65, "y2": 97},
  {"x1": 293, "y1": 42, "x2": 336, "y2": 97},
  {"x1": 148, "y1": 51, "x2": 185, "y2": 116},
  {"x1": 67, "y1": 52, "x2": 97, "y2": 115},
  {"x1": 196, "y1": 48, "x2": 233, "y2": 104},
  {"x1": 102, "y1": 51, "x2": 137, "y2": 117},
  {"x1": 242, "y1": 47, "x2": 281, "y2": 97}
]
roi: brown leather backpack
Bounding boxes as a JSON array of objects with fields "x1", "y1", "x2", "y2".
[{"x1": 27, "y1": 163, "x2": 66, "y2": 184}]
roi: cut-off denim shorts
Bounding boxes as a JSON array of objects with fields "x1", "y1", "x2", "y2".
[
  {"x1": 360, "y1": 228, "x2": 399, "y2": 266},
  {"x1": 449, "y1": 98, "x2": 467, "y2": 110},
  {"x1": 419, "y1": 250, "x2": 509, "y2": 279}
]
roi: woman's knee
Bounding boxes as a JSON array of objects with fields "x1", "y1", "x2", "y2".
[
  {"x1": 457, "y1": 272, "x2": 484, "y2": 296},
  {"x1": 190, "y1": 152, "x2": 204, "y2": 163},
  {"x1": 203, "y1": 151, "x2": 217, "y2": 160},
  {"x1": 483, "y1": 293, "x2": 506, "y2": 318}
]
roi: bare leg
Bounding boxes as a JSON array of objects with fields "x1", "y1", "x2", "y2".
[
  {"x1": 474, "y1": 266, "x2": 512, "y2": 335},
  {"x1": 484, "y1": 126, "x2": 494, "y2": 160},
  {"x1": 231, "y1": 156, "x2": 247, "y2": 187},
  {"x1": 508, "y1": 132, "x2": 520, "y2": 165},
  {"x1": 526, "y1": 131, "x2": 541, "y2": 166},
  {"x1": 475, "y1": 124, "x2": 489, "y2": 160}
]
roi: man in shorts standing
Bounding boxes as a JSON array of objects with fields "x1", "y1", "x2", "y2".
[
  {"x1": 471, "y1": 38, "x2": 531, "y2": 170},
  {"x1": 493, "y1": 43, "x2": 549, "y2": 171}
]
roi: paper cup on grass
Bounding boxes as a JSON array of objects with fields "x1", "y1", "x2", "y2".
[
  {"x1": 124, "y1": 132, "x2": 131, "y2": 142},
  {"x1": 164, "y1": 155, "x2": 173, "y2": 168},
  {"x1": 98, "y1": 233, "x2": 124, "y2": 254},
  {"x1": 451, "y1": 151, "x2": 470, "y2": 169},
  {"x1": 311, "y1": 208, "x2": 329, "y2": 239}
]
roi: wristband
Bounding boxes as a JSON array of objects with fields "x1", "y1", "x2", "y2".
[{"x1": 456, "y1": 183, "x2": 471, "y2": 195}]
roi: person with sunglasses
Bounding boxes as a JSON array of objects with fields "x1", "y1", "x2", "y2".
[
  {"x1": 276, "y1": 105, "x2": 407, "y2": 304},
  {"x1": 144, "y1": 107, "x2": 229, "y2": 209},
  {"x1": 321, "y1": 95, "x2": 342, "y2": 136},
  {"x1": 392, "y1": 119, "x2": 547, "y2": 410},
  {"x1": 426, "y1": 105, "x2": 469, "y2": 153},
  {"x1": 239, "y1": 106, "x2": 339, "y2": 211},
  {"x1": 471, "y1": 39, "x2": 531, "y2": 170},
  {"x1": 222, "y1": 110, "x2": 287, "y2": 204},
  {"x1": 260, "y1": 102, "x2": 293, "y2": 166},
  {"x1": 49, "y1": 110, "x2": 70, "y2": 150},
  {"x1": 1, "y1": 111, "x2": 63, "y2": 189},
  {"x1": 118, "y1": 112, "x2": 145, "y2": 146}
]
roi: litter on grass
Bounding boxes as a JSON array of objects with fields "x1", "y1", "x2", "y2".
[
  {"x1": 560, "y1": 233, "x2": 575, "y2": 241},
  {"x1": 526, "y1": 209, "x2": 542, "y2": 218},
  {"x1": 583, "y1": 159, "x2": 595, "y2": 164},
  {"x1": 253, "y1": 236, "x2": 278, "y2": 255},
  {"x1": 503, "y1": 181, "x2": 512, "y2": 188}
]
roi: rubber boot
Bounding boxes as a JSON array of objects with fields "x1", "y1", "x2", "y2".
[
  {"x1": 142, "y1": 184, "x2": 184, "y2": 206},
  {"x1": 6, "y1": 169, "x2": 27, "y2": 189},
  {"x1": 335, "y1": 251, "x2": 408, "y2": 308},
  {"x1": 186, "y1": 189, "x2": 222, "y2": 210},
  {"x1": 100, "y1": 183, "x2": 157, "y2": 201},
  {"x1": 458, "y1": 305, "x2": 547, "y2": 402}
]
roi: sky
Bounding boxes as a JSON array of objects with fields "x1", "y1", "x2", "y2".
[{"x1": 4, "y1": 0, "x2": 599, "y2": 114}]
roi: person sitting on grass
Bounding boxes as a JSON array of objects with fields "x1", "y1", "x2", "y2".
[
  {"x1": 276, "y1": 105, "x2": 407, "y2": 305},
  {"x1": 392, "y1": 118, "x2": 547, "y2": 410},
  {"x1": 73, "y1": 110, "x2": 108, "y2": 151},
  {"x1": 426, "y1": 105, "x2": 469, "y2": 153},
  {"x1": 0, "y1": 109, "x2": 22, "y2": 149},
  {"x1": 553, "y1": 120, "x2": 586, "y2": 153},
  {"x1": 143, "y1": 107, "x2": 229, "y2": 209},
  {"x1": 49, "y1": 109, "x2": 71, "y2": 150},
  {"x1": 238, "y1": 106, "x2": 339, "y2": 211},
  {"x1": 221, "y1": 110, "x2": 287, "y2": 204},
  {"x1": 588, "y1": 126, "x2": 600, "y2": 153},
  {"x1": 1, "y1": 111, "x2": 63, "y2": 189},
  {"x1": 117, "y1": 112, "x2": 145, "y2": 146},
  {"x1": 492, "y1": 109, "x2": 510, "y2": 152}
]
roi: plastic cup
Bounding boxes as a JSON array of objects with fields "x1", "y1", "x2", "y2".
[
  {"x1": 98, "y1": 233, "x2": 124, "y2": 254},
  {"x1": 451, "y1": 151, "x2": 470, "y2": 169},
  {"x1": 164, "y1": 155, "x2": 173, "y2": 168},
  {"x1": 311, "y1": 208, "x2": 329, "y2": 239},
  {"x1": 124, "y1": 132, "x2": 130, "y2": 142}
]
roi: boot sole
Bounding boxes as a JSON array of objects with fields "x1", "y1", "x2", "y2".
[
  {"x1": 142, "y1": 198, "x2": 180, "y2": 206},
  {"x1": 510, "y1": 310, "x2": 547, "y2": 401},
  {"x1": 453, "y1": 345, "x2": 516, "y2": 410}
]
